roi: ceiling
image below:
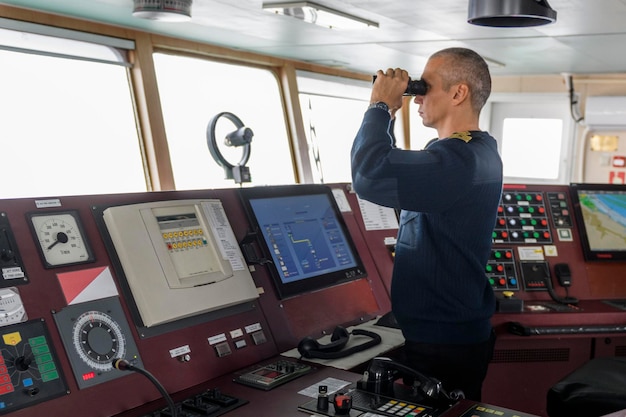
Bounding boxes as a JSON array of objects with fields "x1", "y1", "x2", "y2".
[{"x1": 3, "y1": 0, "x2": 626, "y2": 77}]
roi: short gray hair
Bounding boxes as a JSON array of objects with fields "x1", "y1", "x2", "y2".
[{"x1": 430, "y1": 47, "x2": 491, "y2": 113}]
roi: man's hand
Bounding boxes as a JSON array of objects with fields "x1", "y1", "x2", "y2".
[{"x1": 370, "y1": 68, "x2": 409, "y2": 113}]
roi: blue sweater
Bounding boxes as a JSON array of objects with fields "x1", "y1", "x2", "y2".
[{"x1": 351, "y1": 108, "x2": 503, "y2": 344}]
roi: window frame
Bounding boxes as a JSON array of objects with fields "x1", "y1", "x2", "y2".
[
  {"x1": 151, "y1": 49, "x2": 297, "y2": 190},
  {"x1": 296, "y1": 70, "x2": 372, "y2": 183},
  {"x1": 0, "y1": 20, "x2": 149, "y2": 198},
  {"x1": 487, "y1": 93, "x2": 576, "y2": 185}
]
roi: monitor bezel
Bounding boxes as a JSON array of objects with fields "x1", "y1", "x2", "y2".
[
  {"x1": 570, "y1": 182, "x2": 626, "y2": 261},
  {"x1": 239, "y1": 184, "x2": 367, "y2": 299}
]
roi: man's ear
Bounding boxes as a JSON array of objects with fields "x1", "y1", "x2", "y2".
[{"x1": 451, "y1": 83, "x2": 470, "y2": 106}]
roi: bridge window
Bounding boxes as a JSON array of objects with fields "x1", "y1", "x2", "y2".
[
  {"x1": 296, "y1": 71, "x2": 373, "y2": 183},
  {"x1": 488, "y1": 95, "x2": 574, "y2": 184},
  {"x1": 502, "y1": 118, "x2": 563, "y2": 180},
  {"x1": 0, "y1": 21, "x2": 145, "y2": 198},
  {"x1": 153, "y1": 53, "x2": 294, "y2": 189}
]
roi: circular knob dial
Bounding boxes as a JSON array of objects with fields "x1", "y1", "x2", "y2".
[{"x1": 72, "y1": 310, "x2": 126, "y2": 371}]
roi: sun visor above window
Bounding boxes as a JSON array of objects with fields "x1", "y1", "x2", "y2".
[{"x1": 0, "y1": 17, "x2": 134, "y2": 66}]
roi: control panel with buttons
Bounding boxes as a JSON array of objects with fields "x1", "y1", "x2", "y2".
[
  {"x1": 494, "y1": 191, "x2": 551, "y2": 243},
  {"x1": 486, "y1": 248, "x2": 519, "y2": 291},
  {"x1": 233, "y1": 359, "x2": 312, "y2": 390}
]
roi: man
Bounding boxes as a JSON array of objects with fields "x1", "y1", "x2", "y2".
[{"x1": 351, "y1": 48, "x2": 503, "y2": 401}]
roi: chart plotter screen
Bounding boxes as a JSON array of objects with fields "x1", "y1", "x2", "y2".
[{"x1": 571, "y1": 183, "x2": 626, "y2": 261}]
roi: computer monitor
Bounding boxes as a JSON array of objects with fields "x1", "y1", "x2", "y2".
[
  {"x1": 239, "y1": 184, "x2": 367, "y2": 299},
  {"x1": 570, "y1": 183, "x2": 626, "y2": 261}
]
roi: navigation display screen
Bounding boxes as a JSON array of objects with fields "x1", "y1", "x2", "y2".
[
  {"x1": 570, "y1": 183, "x2": 626, "y2": 261},
  {"x1": 239, "y1": 184, "x2": 367, "y2": 298}
]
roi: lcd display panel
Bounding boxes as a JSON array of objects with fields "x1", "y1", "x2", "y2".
[
  {"x1": 240, "y1": 184, "x2": 367, "y2": 298},
  {"x1": 570, "y1": 183, "x2": 626, "y2": 261}
]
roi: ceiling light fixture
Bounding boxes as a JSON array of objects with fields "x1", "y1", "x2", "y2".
[
  {"x1": 132, "y1": 0, "x2": 192, "y2": 22},
  {"x1": 263, "y1": 1, "x2": 378, "y2": 30},
  {"x1": 468, "y1": 0, "x2": 557, "y2": 27}
]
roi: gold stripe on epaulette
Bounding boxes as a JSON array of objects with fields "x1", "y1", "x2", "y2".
[{"x1": 449, "y1": 131, "x2": 472, "y2": 142}]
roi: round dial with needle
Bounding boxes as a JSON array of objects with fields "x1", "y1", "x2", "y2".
[{"x1": 28, "y1": 210, "x2": 95, "y2": 268}]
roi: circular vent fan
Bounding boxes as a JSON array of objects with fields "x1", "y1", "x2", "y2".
[{"x1": 132, "y1": 0, "x2": 192, "y2": 22}]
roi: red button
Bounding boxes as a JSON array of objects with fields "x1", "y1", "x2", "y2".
[{"x1": 0, "y1": 383, "x2": 14, "y2": 394}]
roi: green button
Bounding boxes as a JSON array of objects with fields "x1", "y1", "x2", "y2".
[
  {"x1": 35, "y1": 353, "x2": 53, "y2": 365},
  {"x1": 39, "y1": 361, "x2": 57, "y2": 373},
  {"x1": 32, "y1": 344, "x2": 50, "y2": 355},
  {"x1": 29, "y1": 336, "x2": 47, "y2": 347},
  {"x1": 42, "y1": 370, "x2": 60, "y2": 382}
]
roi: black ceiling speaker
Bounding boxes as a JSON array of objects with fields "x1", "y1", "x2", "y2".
[{"x1": 468, "y1": 0, "x2": 557, "y2": 27}]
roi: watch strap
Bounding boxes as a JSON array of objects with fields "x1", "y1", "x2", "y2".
[{"x1": 368, "y1": 101, "x2": 390, "y2": 113}]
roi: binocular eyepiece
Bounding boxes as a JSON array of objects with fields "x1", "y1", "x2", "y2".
[{"x1": 372, "y1": 75, "x2": 427, "y2": 96}]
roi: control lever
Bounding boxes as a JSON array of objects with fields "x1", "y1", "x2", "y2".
[
  {"x1": 202, "y1": 388, "x2": 238, "y2": 407},
  {"x1": 332, "y1": 392, "x2": 352, "y2": 415},
  {"x1": 316, "y1": 385, "x2": 329, "y2": 411}
]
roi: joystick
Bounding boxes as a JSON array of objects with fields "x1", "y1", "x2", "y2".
[{"x1": 332, "y1": 392, "x2": 352, "y2": 415}]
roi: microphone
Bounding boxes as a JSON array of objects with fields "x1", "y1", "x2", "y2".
[
  {"x1": 537, "y1": 264, "x2": 579, "y2": 306},
  {"x1": 111, "y1": 358, "x2": 177, "y2": 417}
]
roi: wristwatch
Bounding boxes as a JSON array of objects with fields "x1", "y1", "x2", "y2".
[{"x1": 368, "y1": 101, "x2": 390, "y2": 113}]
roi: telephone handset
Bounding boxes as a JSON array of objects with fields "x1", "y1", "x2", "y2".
[{"x1": 357, "y1": 357, "x2": 463, "y2": 405}]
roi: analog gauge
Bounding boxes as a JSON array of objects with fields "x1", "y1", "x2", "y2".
[
  {"x1": 0, "y1": 287, "x2": 27, "y2": 326},
  {"x1": 27, "y1": 210, "x2": 95, "y2": 268},
  {"x1": 72, "y1": 310, "x2": 126, "y2": 371}
]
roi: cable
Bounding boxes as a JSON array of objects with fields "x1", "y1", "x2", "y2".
[
  {"x1": 544, "y1": 279, "x2": 579, "y2": 305},
  {"x1": 539, "y1": 264, "x2": 579, "y2": 305},
  {"x1": 563, "y1": 73, "x2": 584, "y2": 124},
  {"x1": 112, "y1": 359, "x2": 177, "y2": 417}
]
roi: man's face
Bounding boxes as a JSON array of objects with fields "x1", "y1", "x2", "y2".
[{"x1": 413, "y1": 56, "x2": 455, "y2": 130}]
